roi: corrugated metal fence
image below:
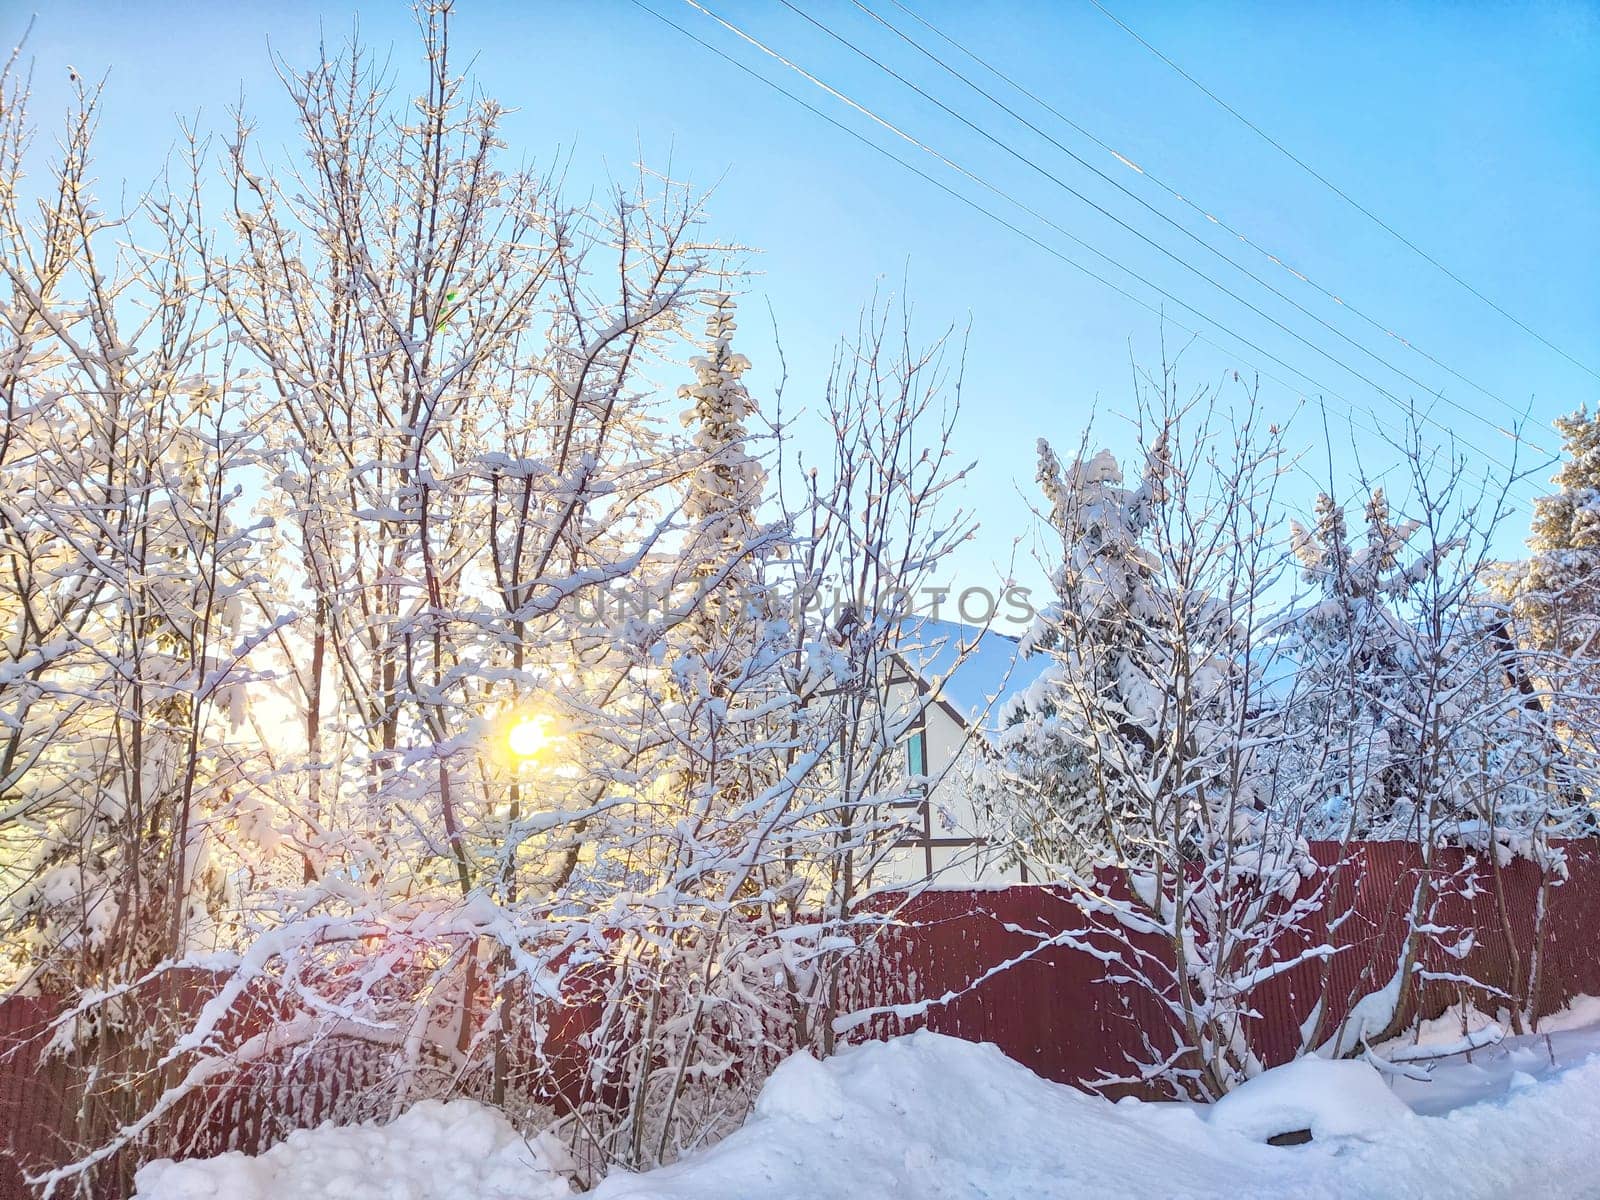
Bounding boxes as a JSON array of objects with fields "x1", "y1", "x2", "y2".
[
  {"x1": 841, "y1": 841, "x2": 1600, "y2": 1092},
  {"x1": 0, "y1": 976, "x2": 423, "y2": 1199},
  {"x1": 4, "y1": 841, "x2": 1598, "y2": 1197}
]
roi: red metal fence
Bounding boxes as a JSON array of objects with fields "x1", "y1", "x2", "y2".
[
  {"x1": 4, "y1": 841, "x2": 1598, "y2": 1198},
  {"x1": 842, "y1": 842, "x2": 1600, "y2": 1092},
  {"x1": 0, "y1": 979, "x2": 402, "y2": 1200}
]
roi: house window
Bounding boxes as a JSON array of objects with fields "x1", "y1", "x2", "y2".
[{"x1": 906, "y1": 729, "x2": 927, "y2": 779}]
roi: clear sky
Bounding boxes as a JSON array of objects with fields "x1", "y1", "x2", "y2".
[{"x1": 13, "y1": 0, "x2": 1600, "y2": 603}]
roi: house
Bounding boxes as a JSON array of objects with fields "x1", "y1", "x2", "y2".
[{"x1": 873, "y1": 620, "x2": 1051, "y2": 886}]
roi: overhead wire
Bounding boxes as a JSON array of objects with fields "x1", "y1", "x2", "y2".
[
  {"x1": 1085, "y1": 0, "x2": 1600, "y2": 385},
  {"x1": 870, "y1": 0, "x2": 1560, "y2": 455},
  {"x1": 628, "y1": 0, "x2": 1532, "y2": 502},
  {"x1": 670, "y1": 0, "x2": 1542, "y2": 500},
  {"x1": 767, "y1": 0, "x2": 1537, "y2": 480}
]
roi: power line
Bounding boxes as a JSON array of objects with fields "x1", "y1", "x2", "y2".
[
  {"x1": 627, "y1": 0, "x2": 1531, "y2": 503},
  {"x1": 661, "y1": 0, "x2": 1335, "y2": 407},
  {"x1": 1086, "y1": 0, "x2": 1600, "y2": 385},
  {"x1": 770, "y1": 0, "x2": 1537, "y2": 476},
  {"x1": 674, "y1": 0, "x2": 1536, "y2": 492},
  {"x1": 871, "y1": 0, "x2": 1558, "y2": 455},
  {"x1": 624, "y1": 0, "x2": 1228, "y2": 362},
  {"x1": 665, "y1": 0, "x2": 1540, "y2": 502}
]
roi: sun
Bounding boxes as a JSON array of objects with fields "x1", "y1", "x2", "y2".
[{"x1": 507, "y1": 714, "x2": 552, "y2": 762}]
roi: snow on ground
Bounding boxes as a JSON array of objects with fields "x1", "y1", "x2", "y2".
[
  {"x1": 598, "y1": 1028, "x2": 1600, "y2": 1200},
  {"x1": 1384, "y1": 995, "x2": 1600, "y2": 1117},
  {"x1": 1209, "y1": 1056, "x2": 1414, "y2": 1142},
  {"x1": 132, "y1": 1019, "x2": 1600, "y2": 1200},
  {"x1": 132, "y1": 1098, "x2": 573, "y2": 1200}
]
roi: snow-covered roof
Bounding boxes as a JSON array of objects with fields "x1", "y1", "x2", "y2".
[{"x1": 894, "y1": 618, "x2": 1052, "y2": 739}]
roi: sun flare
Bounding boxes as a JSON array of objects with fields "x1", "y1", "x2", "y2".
[{"x1": 507, "y1": 714, "x2": 553, "y2": 762}]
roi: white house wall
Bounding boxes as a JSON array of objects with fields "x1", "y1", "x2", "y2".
[{"x1": 871, "y1": 677, "x2": 1027, "y2": 887}]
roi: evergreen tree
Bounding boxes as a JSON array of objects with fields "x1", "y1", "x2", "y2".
[
  {"x1": 991, "y1": 438, "x2": 1175, "y2": 871},
  {"x1": 1520, "y1": 407, "x2": 1600, "y2": 652},
  {"x1": 1513, "y1": 406, "x2": 1600, "y2": 767},
  {"x1": 1282, "y1": 489, "x2": 1429, "y2": 838},
  {"x1": 676, "y1": 293, "x2": 773, "y2": 685}
]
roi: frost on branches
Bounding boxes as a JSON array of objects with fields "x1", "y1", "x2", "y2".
[
  {"x1": 980, "y1": 372, "x2": 1592, "y2": 1096},
  {"x1": 988, "y1": 434, "x2": 1186, "y2": 873},
  {"x1": 0, "y1": 9, "x2": 979, "y2": 1194},
  {"x1": 983, "y1": 377, "x2": 1326, "y2": 1098},
  {"x1": 2, "y1": 3, "x2": 1595, "y2": 1191},
  {"x1": 0, "y1": 33, "x2": 268, "y2": 1017}
]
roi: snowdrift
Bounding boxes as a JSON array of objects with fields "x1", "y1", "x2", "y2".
[
  {"x1": 597, "y1": 1030, "x2": 1600, "y2": 1200},
  {"x1": 594, "y1": 1032, "x2": 1271, "y2": 1199},
  {"x1": 131, "y1": 1098, "x2": 573, "y2": 1200},
  {"x1": 132, "y1": 1028, "x2": 1600, "y2": 1200},
  {"x1": 1210, "y1": 1056, "x2": 1413, "y2": 1142}
]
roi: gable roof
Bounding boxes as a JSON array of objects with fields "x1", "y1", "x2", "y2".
[{"x1": 893, "y1": 618, "x2": 1052, "y2": 740}]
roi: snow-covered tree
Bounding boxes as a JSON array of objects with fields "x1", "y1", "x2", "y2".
[
  {"x1": 1283, "y1": 423, "x2": 1577, "y2": 1051},
  {"x1": 1508, "y1": 406, "x2": 1600, "y2": 795},
  {"x1": 0, "y1": 60, "x2": 283, "y2": 1196},
  {"x1": 983, "y1": 372, "x2": 1331, "y2": 1098},
  {"x1": 1278, "y1": 489, "x2": 1438, "y2": 839},
  {"x1": 772, "y1": 305, "x2": 982, "y2": 1049},
  {"x1": 1517, "y1": 407, "x2": 1600, "y2": 657},
  {"x1": 556, "y1": 294, "x2": 798, "y2": 1171},
  {"x1": 6, "y1": 13, "x2": 978, "y2": 1191},
  {"x1": 988, "y1": 435, "x2": 1177, "y2": 872},
  {"x1": 0, "y1": 59, "x2": 267, "y2": 991}
]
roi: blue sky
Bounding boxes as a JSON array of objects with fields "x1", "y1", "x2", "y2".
[{"x1": 16, "y1": 0, "x2": 1600, "y2": 600}]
